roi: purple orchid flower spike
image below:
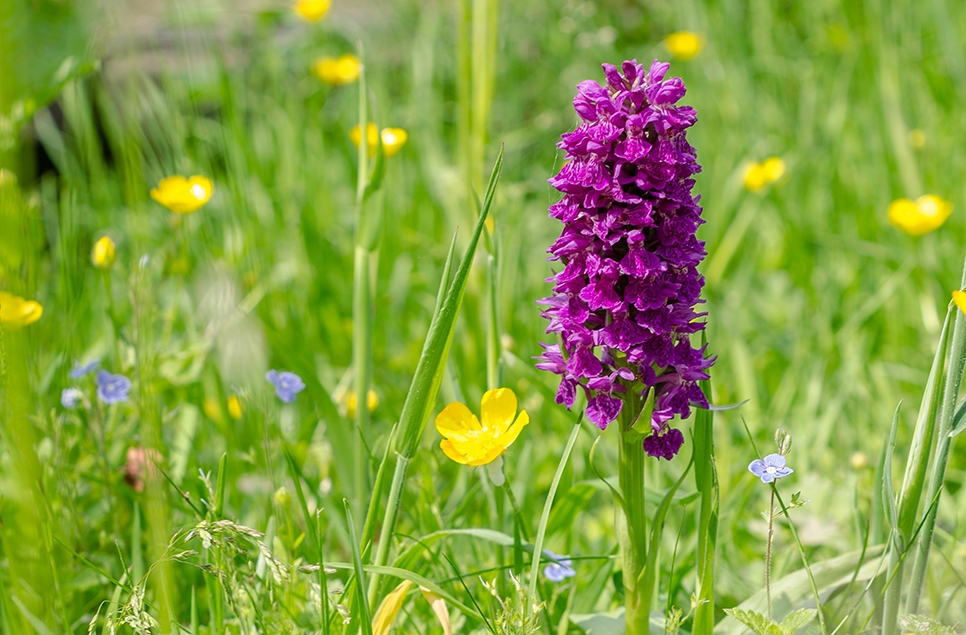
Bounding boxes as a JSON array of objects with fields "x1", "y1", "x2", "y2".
[
  {"x1": 536, "y1": 59, "x2": 715, "y2": 460},
  {"x1": 748, "y1": 453, "x2": 794, "y2": 484}
]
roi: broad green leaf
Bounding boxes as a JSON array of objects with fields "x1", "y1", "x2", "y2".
[
  {"x1": 570, "y1": 609, "x2": 668, "y2": 635},
  {"x1": 778, "y1": 608, "x2": 817, "y2": 635},
  {"x1": 714, "y1": 545, "x2": 885, "y2": 635}
]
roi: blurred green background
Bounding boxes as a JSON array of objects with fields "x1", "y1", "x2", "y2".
[{"x1": 3, "y1": 0, "x2": 966, "y2": 632}]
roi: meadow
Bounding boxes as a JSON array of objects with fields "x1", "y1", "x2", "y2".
[{"x1": 2, "y1": 0, "x2": 966, "y2": 634}]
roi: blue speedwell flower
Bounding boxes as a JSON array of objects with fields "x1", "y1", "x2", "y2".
[
  {"x1": 543, "y1": 550, "x2": 576, "y2": 582},
  {"x1": 96, "y1": 370, "x2": 132, "y2": 404},
  {"x1": 69, "y1": 358, "x2": 100, "y2": 378},
  {"x1": 61, "y1": 387, "x2": 84, "y2": 409},
  {"x1": 266, "y1": 370, "x2": 306, "y2": 403},
  {"x1": 748, "y1": 453, "x2": 793, "y2": 483}
]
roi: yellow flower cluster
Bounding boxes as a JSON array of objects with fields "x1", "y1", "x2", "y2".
[
  {"x1": 887, "y1": 195, "x2": 952, "y2": 236},
  {"x1": 743, "y1": 157, "x2": 786, "y2": 191},
  {"x1": 294, "y1": 0, "x2": 330, "y2": 22},
  {"x1": 0, "y1": 291, "x2": 43, "y2": 328},
  {"x1": 151, "y1": 175, "x2": 213, "y2": 214},
  {"x1": 662, "y1": 31, "x2": 704, "y2": 61},
  {"x1": 312, "y1": 54, "x2": 361, "y2": 86},
  {"x1": 350, "y1": 123, "x2": 408, "y2": 158},
  {"x1": 435, "y1": 388, "x2": 528, "y2": 466}
]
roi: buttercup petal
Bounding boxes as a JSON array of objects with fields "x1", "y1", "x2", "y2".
[
  {"x1": 480, "y1": 388, "x2": 518, "y2": 430},
  {"x1": 470, "y1": 443, "x2": 507, "y2": 467},
  {"x1": 435, "y1": 402, "x2": 480, "y2": 437},
  {"x1": 440, "y1": 440, "x2": 469, "y2": 464},
  {"x1": 495, "y1": 410, "x2": 529, "y2": 449}
]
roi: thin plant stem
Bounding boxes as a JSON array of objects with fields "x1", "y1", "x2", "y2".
[
  {"x1": 772, "y1": 486, "x2": 828, "y2": 635},
  {"x1": 351, "y1": 44, "x2": 372, "y2": 527},
  {"x1": 766, "y1": 489, "x2": 775, "y2": 620}
]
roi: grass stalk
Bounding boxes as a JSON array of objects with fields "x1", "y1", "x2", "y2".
[
  {"x1": 906, "y1": 256, "x2": 966, "y2": 613},
  {"x1": 365, "y1": 148, "x2": 504, "y2": 600},
  {"x1": 882, "y1": 308, "x2": 952, "y2": 635}
]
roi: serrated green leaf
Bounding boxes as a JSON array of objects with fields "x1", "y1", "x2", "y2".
[
  {"x1": 722, "y1": 608, "x2": 784, "y2": 635},
  {"x1": 778, "y1": 609, "x2": 817, "y2": 635}
]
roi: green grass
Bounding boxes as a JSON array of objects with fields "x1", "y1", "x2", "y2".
[{"x1": 3, "y1": 0, "x2": 966, "y2": 633}]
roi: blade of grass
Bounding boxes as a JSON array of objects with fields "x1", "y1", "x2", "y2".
[
  {"x1": 883, "y1": 306, "x2": 952, "y2": 635},
  {"x1": 907, "y1": 258, "x2": 966, "y2": 613},
  {"x1": 345, "y1": 500, "x2": 374, "y2": 635},
  {"x1": 528, "y1": 411, "x2": 583, "y2": 608},
  {"x1": 367, "y1": 147, "x2": 503, "y2": 602}
]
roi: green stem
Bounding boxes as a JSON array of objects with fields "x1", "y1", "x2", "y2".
[
  {"x1": 618, "y1": 392, "x2": 650, "y2": 635},
  {"x1": 351, "y1": 47, "x2": 372, "y2": 527},
  {"x1": 766, "y1": 490, "x2": 774, "y2": 620},
  {"x1": 772, "y1": 486, "x2": 828, "y2": 635}
]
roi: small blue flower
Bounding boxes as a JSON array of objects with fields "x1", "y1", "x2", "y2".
[
  {"x1": 748, "y1": 453, "x2": 793, "y2": 484},
  {"x1": 266, "y1": 370, "x2": 306, "y2": 403},
  {"x1": 61, "y1": 387, "x2": 84, "y2": 409},
  {"x1": 69, "y1": 358, "x2": 101, "y2": 378},
  {"x1": 543, "y1": 550, "x2": 576, "y2": 582},
  {"x1": 96, "y1": 370, "x2": 132, "y2": 404}
]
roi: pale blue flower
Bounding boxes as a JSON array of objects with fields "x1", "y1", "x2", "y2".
[
  {"x1": 69, "y1": 358, "x2": 100, "y2": 378},
  {"x1": 543, "y1": 550, "x2": 576, "y2": 582},
  {"x1": 96, "y1": 370, "x2": 131, "y2": 404},
  {"x1": 266, "y1": 370, "x2": 305, "y2": 403},
  {"x1": 748, "y1": 453, "x2": 793, "y2": 483},
  {"x1": 61, "y1": 387, "x2": 84, "y2": 409}
]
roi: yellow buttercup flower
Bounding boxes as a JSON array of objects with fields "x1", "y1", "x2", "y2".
[
  {"x1": 887, "y1": 194, "x2": 952, "y2": 236},
  {"x1": 92, "y1": 236, "x2": 116, "y2": 269},
  {"x1": 0, "y1": 291, "x2": 43, "y2": 328},
  {"x1": 150, "y1": 175, "x2": 213, "y2": 214},
  {"x1": 952, "y1": 290, "x2": 966, "y2": 315},
  {"x1": 349, "y1": 123, "x2": 408, "y2": 158},
  {"x1": 435, "y1": 388, "x2": 529, "y2": 466},
  {"x1": 294, "y1": 0, "x2": 330, "y2": 21},
  {"x1": 662, "y1": 31, "x2": 704, "y2": 61},
  {"x1": 312, "y1": 54, "x2": 361, "y2": 86},
  {"x1": 227, "y1": 394, "x2": 243, "y2": 420},
  {"x1": 380, "y1": 128, "x2": 408, "y2": 157},
  {"x1": 203, "y1": 397, "x2": 223, "y2": 422},
  {"x1": 742, "y1": 156, "x2": 786, "y2": 191},
  {"x1": 346, "y1": 389, "x2": 378, "y2": 419}
]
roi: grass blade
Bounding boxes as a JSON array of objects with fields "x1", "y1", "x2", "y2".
[{"x1": 528, "y1": 412, "x2": 583, "y2": 606}]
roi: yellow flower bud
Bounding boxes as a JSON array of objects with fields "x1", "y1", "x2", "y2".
[
  {"x1": 274, "y1": 486, "x2": 292, "y2": 508},
  {"x1": 0, "y1": 291, "x2": 43, "y2": 328},
  {"x1": 227, "y1": 394, "x2": 243, "y2": 420},
  {"x1": 346, "y1": 390, "x2": 379, "y2": 419},
  {"x1": 294, "y1": 0, "x2": 330, "y2": 22},
  {"x1": 92, "y1": 236, "x2": 116, "y2": 269},
  {"x1": 312, "y1": 54, "x2": 361, "y2": 86},
  {"x1": 662, "y1": 31, "x2": 704, "y2": 61}
]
